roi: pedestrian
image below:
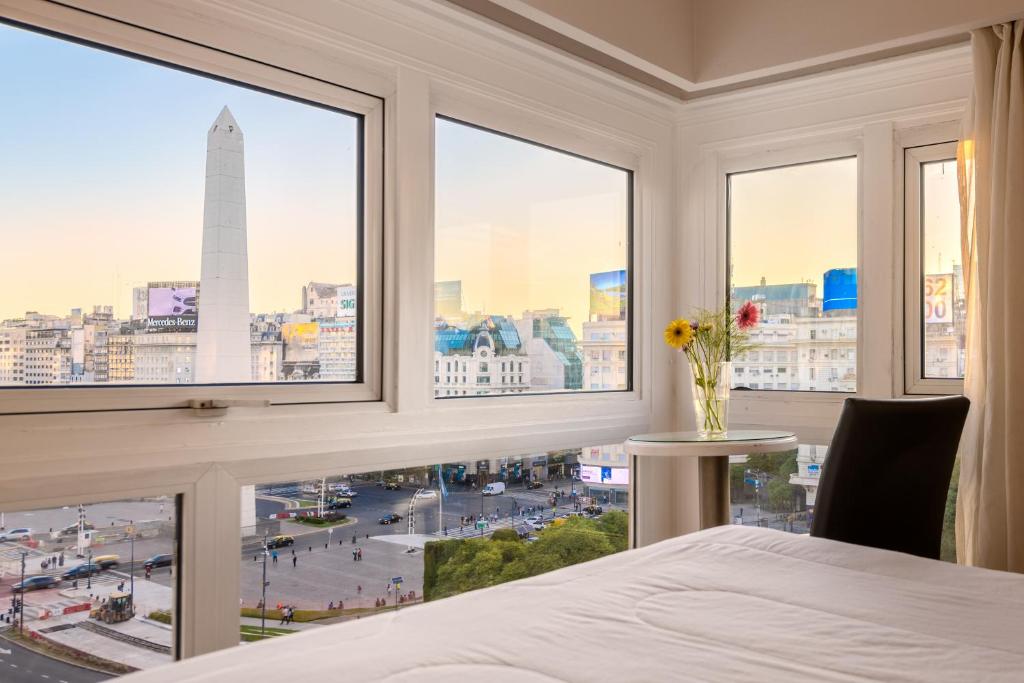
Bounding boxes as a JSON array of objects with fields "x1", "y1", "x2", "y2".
[
  {"x1": 292, "y1": 555, "x2": 297, "y2": 568},
  {"x1": 357, "y1": 548, "x2": 363, "y2": 561},
  {"x1": 328, "y1": 601, "x2": 334, "y2": 611},
  {"x1": 279, "y1": 608, "x2": 287, "y2": 625},
  {"x1": 352, "y1": 549, "x2": 357, "y2": 562},
  {"x1": 386, "y1": 583, "x2": 391, "y2": 594},
  {"x1": 443, "y1": 525, "x2": 448, "y2": 536},
  {"x1": 291, "y1": 548, "x2": 295, "y2": 556},
  {"x1": 145, "y1": 566, "x2": 152, "y2": 580},
  {"x1": 308, "y1": 546, "x2": 312, "y2": 552},
  {"x1": 339, "y1": 600, "x2": 343, "y2": 610},
  {"x1": 357, "y1": 585, "x2": 362, "y2": 594},
  {"x1": 365, "y1": 533, "x2": 369, "y2": 540},
  {"x1": 352, "y1": 534, "x2": 357, "y2": 544},
  {"x1": 272, "y1": 550, "x2": 278, "y2": 564},
  {"x1": 59, "y1": 553, "x2": 64, "y2": 567}
]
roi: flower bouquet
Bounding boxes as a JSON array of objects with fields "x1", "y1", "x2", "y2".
[{"x1": 664, "y1": 301, "x2": 759, "y2": 437}]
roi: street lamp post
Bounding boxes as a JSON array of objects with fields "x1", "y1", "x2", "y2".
[
  {"x1": 260, "y1": 533, "x2": 269, "y2": 637},
  {"x1": 18, "y1": 551, "x2": 26, "y2": 635},
  {"x1": 126, "y1": 523, "x2": 136, "y2": 607},
  {"x1": 87, "y1": 549, "x2": 93, "y2": 591}
]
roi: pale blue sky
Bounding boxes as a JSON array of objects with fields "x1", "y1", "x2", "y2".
[{"x1": 0, "y1": 23, "x2": 359, "y2": 320}]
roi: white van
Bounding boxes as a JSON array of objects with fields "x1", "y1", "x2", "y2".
[{"x1": 482, "y1": 482, "x2": 505, "y2": 496}]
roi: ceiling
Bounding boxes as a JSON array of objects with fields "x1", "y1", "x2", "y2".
[{"x1": 449, "y1": 0, "x2": 1024, "y2": 99}]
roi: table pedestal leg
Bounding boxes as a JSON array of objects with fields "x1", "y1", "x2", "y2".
[{"x1": 698, "y1": 456, "x2": 730, "y2": 528}]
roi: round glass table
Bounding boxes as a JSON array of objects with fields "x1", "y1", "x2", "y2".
[{"x1": 625, "y1": 430, "x2": 797, "y2": 529}]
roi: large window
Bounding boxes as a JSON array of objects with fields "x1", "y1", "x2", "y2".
[
  {"x1": 728, "y1": 157, "x2": 858, "y2": 392},
  {"x1": 433, "y1": 117, "x2": 631, "y2": 397},
  {"x1": 904, "y1": 142, "x2": 965, "y2": 393},
  {"x1": 239, "y1": 446, "x2": 629, "y2": 640},
  {"x1": 0, "y1": 496, "x2": 179, "y2": 679},
  {"x1": 0, "y1": 23, "x2": 379, "y2": 396}
]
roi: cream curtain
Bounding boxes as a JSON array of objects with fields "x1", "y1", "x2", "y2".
[{"x1": 956, "y1": 21, "x2": 1024, "y2": 573}]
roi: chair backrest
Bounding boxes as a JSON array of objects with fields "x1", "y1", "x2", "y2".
[{"x1": 810, "y1": 396, "x2": 969, "y2": 559}]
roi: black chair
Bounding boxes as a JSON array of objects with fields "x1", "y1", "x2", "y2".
[{"x1": 810, "y1": 396, "x2": 969, "y2": 559}]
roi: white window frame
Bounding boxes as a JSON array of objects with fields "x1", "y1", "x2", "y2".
[
  {"x1": 901, "y1": 134, "x2": 964, "y2": 395},
  {"x1": 0, "y1": 13, "x2": 384, "y2": 414}
]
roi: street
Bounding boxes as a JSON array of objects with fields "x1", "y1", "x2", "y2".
[
  {"x1": 242, "y1": 478, "x2": 625, "y2": 611},
  {"x1": 0, "y1": 636, "x2": 110, "y2": 683}
]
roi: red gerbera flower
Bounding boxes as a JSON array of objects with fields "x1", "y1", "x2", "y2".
[{"x1": 736, "y1": 301, "x2": 759, "y2": 330}]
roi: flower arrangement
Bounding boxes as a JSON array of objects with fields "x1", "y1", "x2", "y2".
[{"x1": 664, "y1": 301, "x2": 760, "y2": 436}]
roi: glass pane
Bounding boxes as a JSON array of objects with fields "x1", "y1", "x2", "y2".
[
  {"x1": 729, "y1": 158, "x2": 858, "y2": 392},
  {"x1": 434, "y1": 117, "x2": 630, "y2": 397},
  {"x1": 0, "y1": 497, "x2": 178, "y2": 678},
  {"x1": 921, "y1": 159, "x2": 965, "y2": 379},
  {"x1": 0, "y1": 24, "x2": 361, "y2": 387},
  {"x1": 239, "y1": 446, "x2": 629, "y2": 639}
]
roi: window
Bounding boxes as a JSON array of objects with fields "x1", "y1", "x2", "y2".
[
  {"x1": 434, "y1": 117, "x2": 631, "y2": 397},
  {"x1": 0, "y1": 22, "x2": 382, "y2": 410},
  {"x1": 729, "y1": 157, "x2": 858, "y2": 392},
  {"x1": 904, "y1": 142, "x2": 965, "y2": 393},
  {"x1": 240, "y1": 447, "x2": 629, "y2": 640},
  {"x1": 1, "y1": 496, "x2": 179, "y2": 677}
]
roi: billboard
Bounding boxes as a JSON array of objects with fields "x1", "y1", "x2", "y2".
[
  {"x1": 589, "y1": 270, "x2": 627, "y2": 321},
  {"x1": 146, "y1": 286, "x2": 197, "y2": 332},
  {"x1": 337, "y1": 285, "x2": 357, "y2": 319},
  {"x1": 924, "y1": 273, "x2": 953, "y2": 324},
  {"x1": 282, "y1": 322, "x2": 320, "y2": 363},
  {"x1": 579, "y1": 465, "x2": 629, "y2": 486},
  {"x1": 823, "y1": 268, "x2": 857, "y2": 313}
]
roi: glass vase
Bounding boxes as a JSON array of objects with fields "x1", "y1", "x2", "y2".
[{"x1": 689, "y1": 361, "x2": 730, "y2": 438}]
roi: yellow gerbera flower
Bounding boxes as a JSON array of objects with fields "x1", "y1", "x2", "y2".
[{"x1": 663, "y1": 318, "x2": 693, "y2": 350}]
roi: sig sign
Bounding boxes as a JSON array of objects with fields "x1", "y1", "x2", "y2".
[{"x1": 924, "y1": 274, "x2": 953, "y2": 324}]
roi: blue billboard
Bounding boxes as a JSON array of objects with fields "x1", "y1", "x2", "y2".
[{"x1": 823, "y1": 268, "x2": 857, "y2": 313}]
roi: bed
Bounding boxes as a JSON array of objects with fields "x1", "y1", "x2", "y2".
[{"x1": 125, "y1": 526, "x2": 1024, "y2": 682}]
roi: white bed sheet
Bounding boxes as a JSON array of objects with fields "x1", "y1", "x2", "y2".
[{"x1": 125, "y1": 526, "x2": 1024, "y2": 682}]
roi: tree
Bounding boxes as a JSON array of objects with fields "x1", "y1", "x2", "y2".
[
  {"x1": 427, "y1": 514, "x2": 625, "y2": 600},
  {"x1": 766, "y1": 476, "x2": 794, "y2": 512},
  {"x1": 940, "y1": 458, "x2": 959, "y2": 562},
  {"x1": 596, "y1": 511, "x2": 628, "y2": 552}
]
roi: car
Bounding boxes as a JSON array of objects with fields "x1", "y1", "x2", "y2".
[
  {"x1": 143, "y1": 554, "x2": 173, "y2": 570},
  {"x1": 62, "y1": 563, "x2": 101, "y2": 580},
  {"x1": 384, "y1": 482, "x2": 401, "y2": 491},
  {"x1": 58, "y1": 522, "x2": 95, "y2": 537},
  {"x1": 326, "y1": 497, "x2": 352, "y2": 509},
  {"x1": 482, "y1": 482, "x2": 505, "y2": 496},
  {"x1": 415, "y1": 490, "x2": 437, "y2": 499},
  {"x1": 524, "y1": 516, "x2": 546, "y2": 530},
  {"x1": 526, "y1": 481, "x2": 544, "y2": 489},
  {"x1": 265, "y1": 535, "x2": 294, "y2": 549},
  {"x1": 93, "y1": 554, "x2": 120, "y2": 569},
  {"x1": 583, "y1": 505, "x2": 604, "y2": 515},
  {"x1": 378, "y1": 513, "x2": 403, "y2": 525},
  {"x1": 0, "y1": 528, "x2": 33, "y2": 543},
  {"x1": 11, "y1": 575, "x2": 59, "y2": 593}
]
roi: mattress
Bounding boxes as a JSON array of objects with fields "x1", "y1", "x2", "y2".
[{"x1": 124, "y1": 525, "x2": 1024, "y2": 682}]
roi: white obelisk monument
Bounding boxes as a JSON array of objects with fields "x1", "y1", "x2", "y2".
[{"x1": 196, "y1": 106, "x2": 256, "y2": 533}]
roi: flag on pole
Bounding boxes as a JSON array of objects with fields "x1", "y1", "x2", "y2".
[{"x1": 437, "y1": 464, "x2": 449, "y2": 498}]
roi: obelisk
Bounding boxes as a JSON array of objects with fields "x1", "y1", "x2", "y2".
[
  {"x1": 195, "y1": 106, "x2": 251, "y2": 384},
  {"x1": 195, "y1": 107, "x2": 256, "y2": 534}
]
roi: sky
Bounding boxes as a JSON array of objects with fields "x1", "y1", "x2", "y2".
[
  {"x1": 921, "y1": 159, "x2": 961, "y2": 277},
  {"x1": 729, "y1": 157, "x2": 858, "y2": 295},
  {"x1": 0, "y1": 23, "x2": 358, "y2": 321}
]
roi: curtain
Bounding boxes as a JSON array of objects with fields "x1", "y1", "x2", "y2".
[{"x1": 956, "y1": 21, "x2": 1024, "y2": 573}]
